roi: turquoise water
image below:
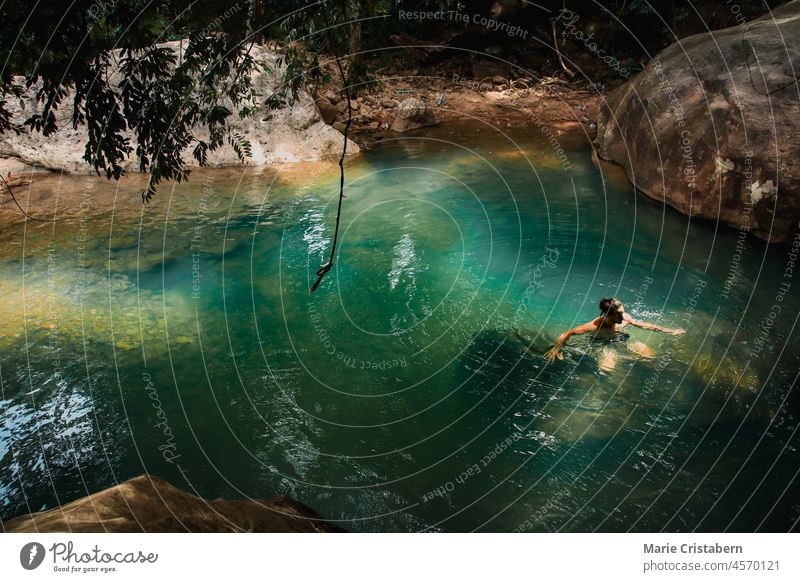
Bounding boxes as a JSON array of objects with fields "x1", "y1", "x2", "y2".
[{"x1": 1, "y1": 123, "x2": 798, "y2": 532}]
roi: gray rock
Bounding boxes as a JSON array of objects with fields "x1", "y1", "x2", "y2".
[
  {"x1": 0, "y1": 41, "x2": 358, "y2": 173},
  {"x1": 287, "y1": 102, "x2": 319, "y2": 130},
  {"x1": 594, "y1": 1, "x2": 800, "y2": 243},
  {"x1": 390, "y1": 98, "x2": 438, "y2": 132}
]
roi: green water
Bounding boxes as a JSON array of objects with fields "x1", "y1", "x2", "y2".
[{"x1": 1, "y1": 123, "x2": 799, "y2": 532}]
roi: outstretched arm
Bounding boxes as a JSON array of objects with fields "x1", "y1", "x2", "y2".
[
  {"x1": 545, "y1": 320, "x2": 598, "y2": 362},
  {"x1": 623, "y1": 313, "x2": 685, "y2": 335}
]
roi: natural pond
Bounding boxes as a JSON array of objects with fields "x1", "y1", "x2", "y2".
[{"x1": 1, "y1": 122, "x2": 798, "y2": 531}]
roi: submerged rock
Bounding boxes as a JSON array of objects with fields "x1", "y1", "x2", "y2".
[
  {"x1": 0, "y1": 42, "x2": 358, "y2": 174},
  {"x1": 2, "y1": 474, "x2": 342, "y2": 533},
  {"x1": 595, "y1": 2, "x2": 800, "y2": 243}
]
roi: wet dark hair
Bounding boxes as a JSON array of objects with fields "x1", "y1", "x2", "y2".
[{"x1": 599, "y1": 297, "x2": 623, "y2": 316}]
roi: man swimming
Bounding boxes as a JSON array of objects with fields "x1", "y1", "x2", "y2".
[{"x1": 544, "y1": 298, "x2": 685, "y2": 372}]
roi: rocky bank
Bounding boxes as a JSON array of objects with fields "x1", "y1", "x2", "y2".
[
  {"x1": 595, "y1": 0, "x2": 800, "y2": 243},
  {"x1": 2, "y1": 474, "x2": 342, "y2": 533},
  {"x1": 316, "y1": 69, "x2": 601, "y2": 147},
  {"x1": 0, "y1": 42, "x2": 358, "y2": 175}
]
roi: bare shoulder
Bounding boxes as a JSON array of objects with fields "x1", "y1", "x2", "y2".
[{"x1": 574, "y1": 318, "x2": 601, "y2": 334}]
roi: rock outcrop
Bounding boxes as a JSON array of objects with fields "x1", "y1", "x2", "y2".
[
  {"x1": 0, "y1": 42, "x2": 358, "y2": 174},
  {"x1": 315, "y1": 96, "x2": 339, "y2": 125},
  {"x1": 391, "y1": 97, "x2": 438, "y2": 132},
  {"x1": 2, "y1": 474, "x2": 342, "y2": 533},
  {"x1": 594, "y1": 1, "x2": 800, "y2": 243}
]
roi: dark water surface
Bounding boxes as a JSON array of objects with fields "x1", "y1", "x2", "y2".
[{"x1": 1, "y1": 123, "x2": 798, "y2": 531}]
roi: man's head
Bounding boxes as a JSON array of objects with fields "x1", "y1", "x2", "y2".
[{"x1": 599, "y1": 297, "x2": 624, "y2": 323}]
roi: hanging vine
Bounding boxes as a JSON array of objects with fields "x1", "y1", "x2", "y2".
[{"x1": 310, "y1": 2, "x2": 353, "y2": 293}]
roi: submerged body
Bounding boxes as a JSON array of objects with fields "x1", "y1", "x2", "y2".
[{"x1": 545, "y1": 298, "x2": 685, "y2": 372}]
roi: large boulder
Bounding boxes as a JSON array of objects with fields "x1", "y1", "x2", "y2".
[
  {"x1": 391, "y1": 97, "x2": 438, "y2": 132},
  {"x1": 2, "y1": 474, "x2": 342, "y2": 533},
  {"x1": 0, "y1": 42, "x2": 358, "y2": 173},
  {"x1": 594, "y1": 1, "x2": 800, "y2": 243}
]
